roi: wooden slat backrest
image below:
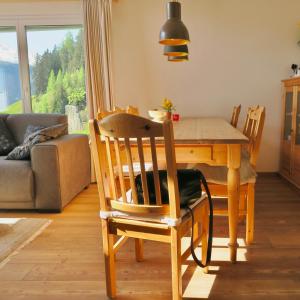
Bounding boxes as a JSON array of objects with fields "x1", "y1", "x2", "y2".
[
  {"x1": 97, "y1": 108, "x2": 125, "y2": 120},
  {"x1": 97, "y1": 106, "x2": 139, "y2": 120},
  {"x1": 113, "y1": 106, "x2": 126, "y2": 113},
  {"x1": 96, "y1": 106, "x2": 140, "y2": 191},
  {"x1": 230, "y1": 104, "x2": 241, "y2": 128},
  {"x1": 243, "y1": 106, "x2": 266, "y2": 166},
  {"x1": 243, "y1": 105, "x2": 258, "y2": 135},
  {"x1": 126, "y1": 105, "x2": 139, "y2": 115},
  {"x1": 92, "y1": 113, "x2": 180, "y2": 217}
]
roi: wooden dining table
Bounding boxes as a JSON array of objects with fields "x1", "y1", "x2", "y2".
[{"x1": 171, "y1": 117, "x2": 248, "y2": 263}]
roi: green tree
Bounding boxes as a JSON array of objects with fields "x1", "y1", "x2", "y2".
[
  {"x1": 71, "y1": 29, "x2": 85, "y2": 71},
  {"x1": 46, "y1": 70, "x2": 56, "y2": 113},
  {"x1": 53, "y1": 70, "x2": 67, "y2": 113},
  {"x1": 59, "y1": 32, "x2": 75, "y2": 72},
  {"x1": 31, "y1": 47, "x2": 62, "y2": 95}
]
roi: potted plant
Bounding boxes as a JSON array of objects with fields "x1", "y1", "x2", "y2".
[{"x1": 162, "y1": 98, "x2": 175, "y2": 120}]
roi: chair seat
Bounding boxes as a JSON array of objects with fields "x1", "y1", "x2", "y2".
[
  {"x1": 191, "y1": 156, "x2": 256, "y2": 185},
  {"x1": 100, "y1": 193, "x2": 207, "y2": 227}
]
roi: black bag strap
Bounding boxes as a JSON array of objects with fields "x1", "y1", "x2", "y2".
[{"x1": 185, "y1": 173, "x2": 213, "y2": 268}]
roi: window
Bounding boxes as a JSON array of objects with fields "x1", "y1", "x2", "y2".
[
  {"x1": 27, "y1": 26, "x2": 87, "y2": 133},
  {"x1": 0, "y1": 21, "x2": 87, "y2": 134},
  {"x1": 0, "y1": 27, "x2": 22, "y2": 114}
]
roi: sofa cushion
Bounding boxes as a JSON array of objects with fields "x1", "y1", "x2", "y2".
[
  {"x1": 0, "y1": 159, "x2": 34, "y2": 202},
  {"x1": 6, "y1": 123, "x2": 68, "y2": 160},
  {"x1": 5, "y1": 113, "x2": 68, "y2": 145},
  {"x1": 24, "y1": 125, "x2": 45, "y2": 141},
  {"x1": 0, "y1": 119, "x2": 17, "y2": 155},
  {"x1": 0, "y1": 114, "x2": 8, "y2": 121}
]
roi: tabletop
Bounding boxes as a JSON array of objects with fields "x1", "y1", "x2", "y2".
[{"x1": 172, "y1": 117, "x2": 248, "y2": 145}]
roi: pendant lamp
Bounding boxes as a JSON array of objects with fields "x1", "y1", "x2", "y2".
[
  {"x1": 168, "y1": 55, "x2": 189, "y2": 62},
  {"x1": 164, "y1": 44, "x2": 188, "y2": 57},
  {"x1": 159, "y1": 1, "x2": 190, "y2": 46}
]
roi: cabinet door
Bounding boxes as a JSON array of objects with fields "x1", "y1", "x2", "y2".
[
  {"x1": 292, "y1": 88, "x2": 300, "y2": 185},
  {"x1": 281, "y1": 88, "x2": 293, "y2": 176}
]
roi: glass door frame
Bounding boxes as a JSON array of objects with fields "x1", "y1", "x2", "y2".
[
  {"x1": 294, "y1": 86, "x2": 300, "y2": 145},
  {"x1": 283, "y1": 87, "x2": 294, "y2": 142},
  {"x1": 291, "y1": 86, "x2": 300, "y2": 180},
  {"x1": 280, "y1": 85, "x2": 295, "y2": 176},
  {"x1": 0, "y1": 13, "x2": 83, "y2": 113},
  {"x1": 0, "y1": 21, "x2": 24, "y2": 113}
]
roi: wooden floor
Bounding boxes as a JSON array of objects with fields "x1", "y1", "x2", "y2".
[{"x1": 0, "y1": 174, "x2": 299, "y2": 300}]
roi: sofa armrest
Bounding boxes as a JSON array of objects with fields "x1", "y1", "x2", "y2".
[{"x1": 31, "y1": 134, "x2": 91, "y2": 211}]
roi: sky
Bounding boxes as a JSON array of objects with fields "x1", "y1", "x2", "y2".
[{"x1": 0, "y1": 27, "x2": 81, "y2": 65}]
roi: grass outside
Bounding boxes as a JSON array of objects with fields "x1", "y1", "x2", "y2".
[
  {"x1": 0, "y1": 100, "x2": 22, "y2": 114},
  {"x1": 72, "y1": 122, "x2": 89, "y2": 135}
]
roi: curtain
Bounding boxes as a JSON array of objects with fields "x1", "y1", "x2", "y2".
[
  {"x1": 82, "y1": 0, "x2": 115, "y2": 182},
  {"x1": 82, "y1": 0, "x2": 114, "y2": 117}
]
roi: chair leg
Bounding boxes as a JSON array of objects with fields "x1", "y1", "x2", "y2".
[
  {"x1": 135, "y1": 238, "x2": 144, "y2": 262},
  {"x1": 171, "y1": 227, "x2": 182, "y2": 300},
  {"x1": 238, "y1": 193, "x2": 247, "y2": 224},
  {"x1": 102, "y1": 220, "x2": 116, "y2": 299},
  {"x1": 201, "y1": 202, "x2": 209, "y2": 274},
  {"x1": 246, "y1": 184, "x2": 255, "y2": 245}
]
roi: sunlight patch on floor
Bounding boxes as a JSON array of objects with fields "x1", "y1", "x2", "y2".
[
  {"x1": 181, "y1": 236, "x2": 247, "y2": 263},
  {"x1": 183, "y1": 266, "x2": 216, "y2": 299},
  {"x1": 181, "y1": 236, "x2": 248, "y2": 298},
  {"x1": 212, "y1": 237, "x2": 246, "y2": 247},
  {"x1": 0, "y1": 218, "x2": 22, "y2": 225}
]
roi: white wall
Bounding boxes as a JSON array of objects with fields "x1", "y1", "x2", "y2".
[{"x1": 112, "y1": 0, "x2": 300, "y2": 172}]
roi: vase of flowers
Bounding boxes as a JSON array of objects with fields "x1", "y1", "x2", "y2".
[{"x1": 162, "y1": 98, "x2": 175, "y2": 120}]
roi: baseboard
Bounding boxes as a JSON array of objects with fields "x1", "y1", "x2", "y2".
[
  {"x1": 277, "y1": 172, "x2": 300, "y2": 193},
  {"x1": 257, "y1": 171, "x2": 279, "y2": 177}
]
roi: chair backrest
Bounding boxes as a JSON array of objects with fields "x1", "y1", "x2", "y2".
[
  {"x1": 97, "y1": 106, "x2": 139, "y2": 120},
  {"x1": 242, "y1": 106, "x2": 265, "y2": 166},
  {"x1": 113, "y1": 106, "x2": 126, "y2": 113},
  {"x1": 89, "y1": 113, "x2": 181, "y2": 219},
  {"x1": 230, "y1": 105, "x2": 241, "y2": 128},
  {"x1": 97, "y1": 107, "x2": 126, "y2": 120},
  {"x1": 126, "y1": 105, "x2": 139, "y2": 115}
]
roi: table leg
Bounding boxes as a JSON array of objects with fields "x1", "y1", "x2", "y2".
[{"x1": 227, "y1": 144, "x2": 241, "y2": 263}]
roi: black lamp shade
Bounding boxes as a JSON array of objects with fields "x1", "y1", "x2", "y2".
[
  {"x1": 164, "y1": 45, "x2": 188, "y2": 56},
  {"x1": 159, "y1": 2, "x2": 190, "y2": 46},
  {"x1": 168, "y1": 55, "x2": 189, "y2": 62}
]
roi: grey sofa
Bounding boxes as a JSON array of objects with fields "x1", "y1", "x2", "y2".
[{"x1": 0, "y1": 113, "x2": 91, "y2": 211}]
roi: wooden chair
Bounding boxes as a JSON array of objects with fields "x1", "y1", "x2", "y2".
[
  {"x1": 196, "y1": 106, "x2": 265, "y2": 244},
  {"x1": 113, "y1": 105, "x2": 125, "y2": 113},
  {"x1": 97, "y1": 107, "x2": 125, "y2": 120},
  {"x1": 230, "y1": 104, "x2": 241, "y2": 128},
  {"x1": 89, "y1": 113, "x2": 210, "y2": 300},
  {"x1": 97, "y1": 105, "x2": 139, "y2": 120},
  {"x1": 126, "y1": 105, "x2": 139, "y2": 115},
  {"x1": 242, "y1": 105, "x2": 262, "y2": 165}
]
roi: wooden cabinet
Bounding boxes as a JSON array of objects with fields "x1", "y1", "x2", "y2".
[{"x1": 280, "y1": 77, "x2": 300, "y2": 188}]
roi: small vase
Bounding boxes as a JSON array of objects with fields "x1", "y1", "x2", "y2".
[{"x1": 166, "y1": 111, "x2": 172, "y2": 120}]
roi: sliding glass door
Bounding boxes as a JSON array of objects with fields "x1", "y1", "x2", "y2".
[
  {"x1": 26, "y1": 26, "x2": 87, "y2": 133},
  {"x1": 0, "y1": 27, "x2": 22, "y2": 114},
  {"x1": 0, "y1": 18, "x2": 87, "y2": 134}
]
